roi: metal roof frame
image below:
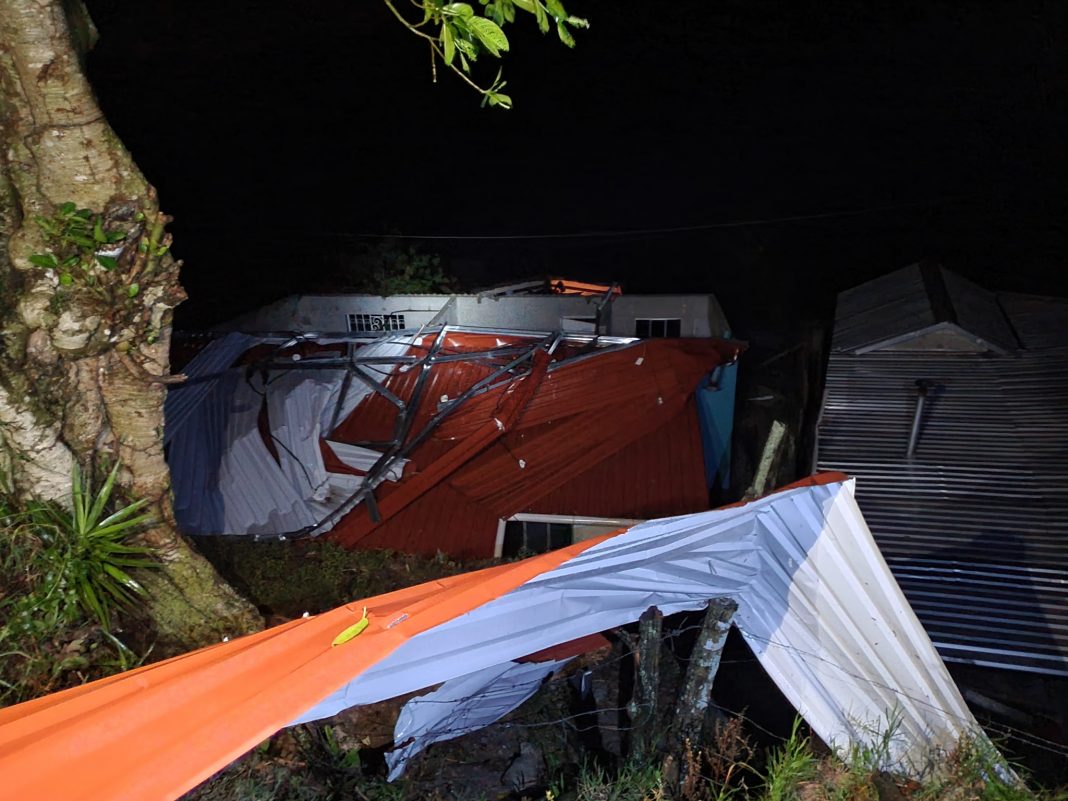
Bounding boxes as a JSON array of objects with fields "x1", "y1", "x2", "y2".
[{"x1": 238, "y1": 325, "x2": 641, "y2": 540}]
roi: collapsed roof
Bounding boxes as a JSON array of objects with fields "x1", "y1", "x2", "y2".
[
  {"x1": 0, "y1": 476, "x2": 989, "y2": 800},
  {"x1": 165, "y1": 327, "x2": 741, "y2": 556}
]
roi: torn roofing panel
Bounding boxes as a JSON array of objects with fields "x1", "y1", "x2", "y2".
[
  {"x1": 163, "y1": 332, "x2": 261, "y2": 446},
  {"x1": 328, "y1": 339, "x2": 737, "y2": 553},
  {"x1": 0, "y1": 475, "x2": 988, "y2": 801},
  {"x1": 165, "y1": 327, "x2": 740, "y2": 545},
  {"x1": 164, "y1": 333, "x2": 416, "y2": 536}
]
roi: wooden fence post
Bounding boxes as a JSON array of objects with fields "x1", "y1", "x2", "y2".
[
  {"x1": 627, "y1": 606, "x2": 664, "y2": 761},
  {"x1": 669, "y1": 597, "x2": 738, "y2": 753}
]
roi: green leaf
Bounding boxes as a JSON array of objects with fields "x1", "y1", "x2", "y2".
[
  {"x1": 93, "y1": 496, "x2": 150, "y2": 531},
  {"x1": 71, "y1": 463, "x2": 88, "y2": 537},
  {"x1": 93, "y1": 217, "x2": 107, "y2": 243},
  {"x1": 556, "y1": 18, "x2": 574, "y2": 47},
  {"x1": 467, "y1": 16, "x2": 509, "y2": 55},
  {"x1": 59, "y1": 202, "x2": 77, "y2": 215},
  {"x1": 128, "y1": 283, "x2": 140, "y2": 298},
  {"x1": 102, "y1": 564, "x2": 144, "y2": 595},
  {"x1": 545, "y1": 0, "x2": 566, "y2": 19},
  {"x1": 442, "y1": 21, "x2": 456, "y2": 65},
  {"x1": 59, "y1": 273, "x2": 74, "y2": 286},
  {"x1": 34, "y1": 216, "x2": 59, "y2": 237},
  {"x1": 28, "y1": 253, "x2": 58, "y2": 269},
  {"x1": 79, "y1": 577, "x2": 108, "y2": 627},
  {"x1": 443, "y1": 2, "x2": 474, "y2": 16},
  {"x1": 455, "y1": 36, "x2": 478, "y2": 62},
  {"x1": 106, "y1": 231, "x2": 126, "y2": 243},
  {"x1": 95, "y1": 255, "x2": 118, "y2": 270},
  {"x1": 533, "y1": 0, "x2": 549, "y2": 31},
  {"x1": 87, "y1": 463, "x2": 120, "y2": 531},
  {"x1": 88, "y1": 513, "x2": 154, "y2": 541}
]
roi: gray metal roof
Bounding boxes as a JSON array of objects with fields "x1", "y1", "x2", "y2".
[
  {"x1": 817, "y1": 341, "x2": 1068, "y2": 676},
  {"x1": 831, "y1": 263, "x2": 1018, "y2": 355},
  {"x1": 998, "y1": 292, "x2": 1068, "y2": 350}
]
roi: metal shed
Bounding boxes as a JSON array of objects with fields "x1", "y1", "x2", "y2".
[{"x1": 817, "y1": 264, "x2": 1068, "y2": 677}]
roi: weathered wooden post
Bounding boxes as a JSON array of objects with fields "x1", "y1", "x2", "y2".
[
  {"x1": 669, "y1": 597, "x2": 738, "y2": 756},
  {"x1": 627, "y1": 606, "x2": 664, "y2": 761}
]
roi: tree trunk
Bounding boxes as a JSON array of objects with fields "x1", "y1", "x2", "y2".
[{"x1": 0, "y1": 0, "x2": 260, "y2": 651}]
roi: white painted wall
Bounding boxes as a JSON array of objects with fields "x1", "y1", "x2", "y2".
[{"x1": 219, "y1": 292, "x2": 731, "y2": 338}]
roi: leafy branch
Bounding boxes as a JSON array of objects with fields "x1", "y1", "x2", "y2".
[
  {"x1": 383, "y1": 0, "x2": 588, "y2": 108},
  {"x1": 31, "y1": 201, "x2": 172, "y2": 303}
]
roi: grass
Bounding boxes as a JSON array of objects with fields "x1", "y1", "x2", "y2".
[
  {"x1": 195, "y1": 536, "x2": 490, "y2": 619},
  {"x1": 184, "y1": 709, "x2": 1065, "y2": 801}
]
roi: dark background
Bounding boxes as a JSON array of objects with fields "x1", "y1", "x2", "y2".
[{"x1": 82, "y1": 0, "x2": 1068, "y2": 339}]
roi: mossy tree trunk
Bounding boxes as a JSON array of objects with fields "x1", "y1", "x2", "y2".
[{"x1": 0, "y1": 0, "x2": 260, "y2": 650}]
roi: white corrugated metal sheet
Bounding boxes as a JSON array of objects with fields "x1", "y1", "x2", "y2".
[
  {"x1": 166, "y1": 334, "x2": 415, "y2": 536},
  {"x1": 386, "y1": 659, "x2": 569, "y2": 779},
  {"x1": 293, "y1": 479, "x2": 981, "y2": 775}
]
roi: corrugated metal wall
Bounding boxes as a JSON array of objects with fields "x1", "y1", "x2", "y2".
[{"x1": 817, "y1": 348, "x2": 1068, "y2": 675}]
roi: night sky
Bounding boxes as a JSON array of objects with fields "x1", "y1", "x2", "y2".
[{"x1": 82, "y1": 0, "x2": 1068, "y2": 340}]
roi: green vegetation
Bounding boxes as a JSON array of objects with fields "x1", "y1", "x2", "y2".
[
  {"x1": 384, "y1": 0, "x2": 588, "y2": 108},
  {"x1": 186, "y1": 711, "x2": 1064, "y2": 801},
  {"x1": 0, "y1": 464, "x2": 155, "y2": 705},
  {"x1": 195, "y1": 537, "x2": 488, "y2": 619},
  {"x1": 342, "y1": 238, "x2": 458, "y2": 297},
  {"x1": 31, "y1": 201, "x2": 171, "y2": 304}
]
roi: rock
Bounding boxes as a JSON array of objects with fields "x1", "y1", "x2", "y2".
[{"x1": 501, "y1": 741, "x2": 544, "y2": 791}]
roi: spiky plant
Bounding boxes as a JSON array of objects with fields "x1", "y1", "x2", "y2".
[{"x1": 24, "y1": 463, "x2": 155, "y2": 630}]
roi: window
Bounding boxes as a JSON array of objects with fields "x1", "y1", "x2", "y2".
[
  {"x1": 501, "y1": 520, "x2": 573, "y2": 557},
  {"x1": 634, "y1": 318, "x2": 682, "y2": 338},
  {"x1": 347, "y1": 313, "x2": 406, "y2": 332}
]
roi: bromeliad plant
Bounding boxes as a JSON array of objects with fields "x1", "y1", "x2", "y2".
[{"x1": 1, "y1": 463, "x2": 156, "y2": 640}]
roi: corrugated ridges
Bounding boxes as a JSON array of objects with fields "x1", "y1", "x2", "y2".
[{"x1": 817, "y1": 347, "x2": 1068, "y2": 675}]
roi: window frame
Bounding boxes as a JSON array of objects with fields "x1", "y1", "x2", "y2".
[
  {"x1": 634, "y1": 317, "x2": 683, "y2": 338},
  {"x1": 494, "y1": 513, "x2": 644, "y2": 557},
  {"x1": 346, "y1": 313, "x2": 407, "y2": 332}
]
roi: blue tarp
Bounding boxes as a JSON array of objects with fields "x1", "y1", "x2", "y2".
[{"x1": 696, "y1": 361, "x2": 737, "y2": 490}]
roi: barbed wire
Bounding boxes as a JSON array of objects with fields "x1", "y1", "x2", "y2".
[{"x1": 307, "y1": 618, "x2": 1068, "y2": 765}]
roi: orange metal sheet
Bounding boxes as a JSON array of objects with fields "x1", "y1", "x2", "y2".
[
  {"x1": 329, "y1": 339, "x2": 741, "y2": 555},
  {"x1": 0, "y1": 473, "x2": 848, "y2": 801},
  {"x1": 0, "y1": 537, "x2": 609, "y2": 801}
]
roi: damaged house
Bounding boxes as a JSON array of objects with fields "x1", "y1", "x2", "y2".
[{"x1": 165, "y1": 281, "x2": 741, "y2": 556}]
